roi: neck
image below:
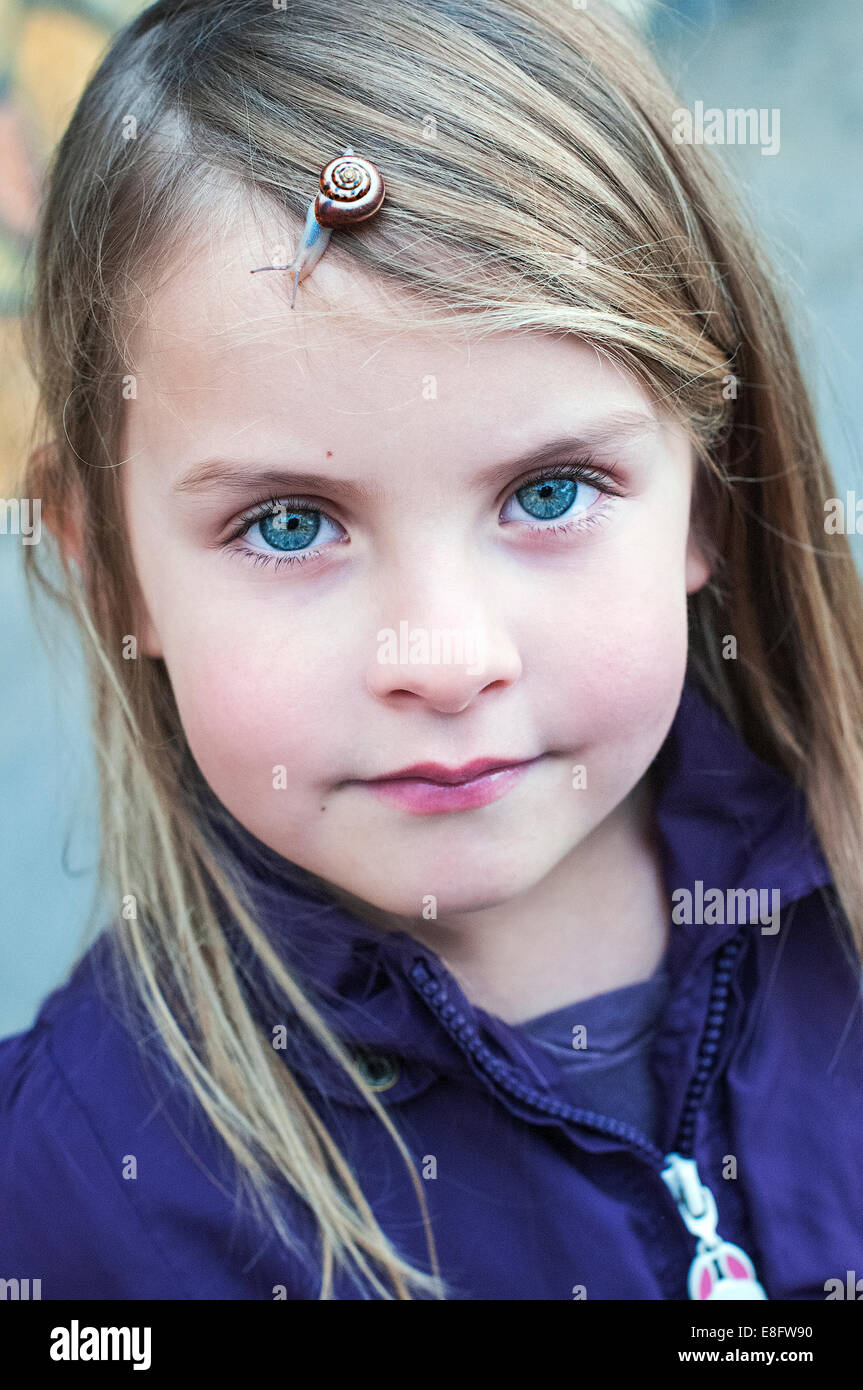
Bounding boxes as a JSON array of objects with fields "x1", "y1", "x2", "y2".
[{"x1": 329, "y1": 769, "x2": 671, "y2": 1025}]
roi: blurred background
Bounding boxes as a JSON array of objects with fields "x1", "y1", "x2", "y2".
[{"x1": 1, "y1": 0, "x2": 862, "y2": 1035}]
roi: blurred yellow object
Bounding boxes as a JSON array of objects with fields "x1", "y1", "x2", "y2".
[
  {"x1": 17, "y1": 9, "x2": 111, "y2": 149},
  {"x1": 0, "y1": 317, "x2": 38, "y2": 495},
  {"x1": 0, "y1": 2, "x2": 126, "y2": 494}
]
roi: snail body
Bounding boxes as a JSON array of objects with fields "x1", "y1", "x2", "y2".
[{"x1": 249, "y1": 147, "x2": 386, "y2": 307}]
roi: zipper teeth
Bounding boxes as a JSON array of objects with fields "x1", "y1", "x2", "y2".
[
  {"x1": 672, "y1": 931, "x2": 746, "y2": 1155},
  {"x1": 409, "y1": 967, "x2": 663, "y2": 1162},
  {"x1": 408, "y1": 928, "x2": 747, "y2": 1166}
]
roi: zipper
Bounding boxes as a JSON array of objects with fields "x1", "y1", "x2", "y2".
[
  {"x1": 660, "y1": 1153, "x2": 767, "y2": 1299},
  {"x1": 408, "y1": 926, "x2": 768, "y2": 1298}
]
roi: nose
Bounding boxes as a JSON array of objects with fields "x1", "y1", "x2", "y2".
[{"x1": 365, "y1": 567, "x2": 522, "y2": 715}]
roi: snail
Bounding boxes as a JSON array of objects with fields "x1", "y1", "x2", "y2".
[
  {"x1": 250, "y1": 148, "x2": 386, "y2": 308},
  {"x1": 315, "y1": 151, "x2": 386, "y2": 227}
]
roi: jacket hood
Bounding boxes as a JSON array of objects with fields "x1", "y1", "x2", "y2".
[{"x1": 206, "y1": 672, "x2": 834, "y2": 1103}]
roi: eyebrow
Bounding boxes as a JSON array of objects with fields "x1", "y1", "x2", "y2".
[{"x1": 170, "y1": 408, "x2": 660, "y2": 503}]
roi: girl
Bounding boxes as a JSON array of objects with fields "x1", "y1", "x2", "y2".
[{"x1": 2, "y1": 0, "x2": 862, "y2": 1301}]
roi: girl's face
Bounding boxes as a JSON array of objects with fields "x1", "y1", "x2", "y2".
[{"x1": 120, "y1": 210, "x2": 711, "y2": 917}]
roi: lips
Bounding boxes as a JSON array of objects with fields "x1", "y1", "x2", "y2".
[
  {"x1": 360, "y1": 755, "x2": 544, "y2": 815},
  {"x1": 367, "y1": 757, "x2": 535, "y2": 786}
]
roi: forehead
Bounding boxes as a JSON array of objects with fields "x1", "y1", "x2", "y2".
[{"x1": 121, "y1": 202, "x2": 662, "y2": 462}]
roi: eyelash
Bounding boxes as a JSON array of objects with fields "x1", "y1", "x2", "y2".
[{"x1": 220, "y1": 458, "x2": 623, "y2": 572}]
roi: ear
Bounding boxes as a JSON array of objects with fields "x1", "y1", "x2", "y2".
[
  {"x1": 32, "y1": 441, "x2": 165, "y2": 660},
  {"x1": 137, "y1": 602, "x2": 164, "y2": 660},
  {"x1": 685, "y1": 461, "x2": 718, "y2": 595},
  {"x1": 685, "y1": 526, "x2": 713, "y2": 595},
  {"x1": 29, "y1": 442, "x2": 85, "y2": 569},
  {"x1": 123, "y1": 544, "x2": 165, "y2": 660}
]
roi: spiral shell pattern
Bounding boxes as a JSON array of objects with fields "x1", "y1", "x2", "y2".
[{"x1": 314, "y1": 154, "x2": 386, "y2": 229}]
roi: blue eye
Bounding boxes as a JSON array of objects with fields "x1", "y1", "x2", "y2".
[
  {"x1": 228, "y1": 498, "x2": 345, "y2": 567},
  {"x1": 515, "y1": 477, "x2": 578, "y2": 520},
  {"x1": 501, "y1": 467, "x2": 604, "y2": 526},
  {"x1": 258, "y1": 505, "x2": 322, "y2": 551},
  {"x1": 223, "y1": 459, "x2": 618, "y2": 574}
]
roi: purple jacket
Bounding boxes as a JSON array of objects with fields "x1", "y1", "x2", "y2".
[{"x1": 2, "y1": 674, "x2": 862, "y2": 1300}]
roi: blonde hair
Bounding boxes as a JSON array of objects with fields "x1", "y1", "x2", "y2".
[{"x1": 19, "y1": 0, "x2": 863, "y2": 1298}]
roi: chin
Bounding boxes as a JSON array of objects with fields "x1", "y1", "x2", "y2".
[{"x1": 337, "y1": 854, "x2": 548, "y2": 922}]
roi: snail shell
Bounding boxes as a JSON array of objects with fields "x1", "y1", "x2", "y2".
[{"x1": 314, "y1": 154, "x2": 386, "y2": 229}]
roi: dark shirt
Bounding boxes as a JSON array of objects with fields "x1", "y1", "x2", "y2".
[{"x1": 515, "y1": 961, "x2": 671, "y2": 1144}]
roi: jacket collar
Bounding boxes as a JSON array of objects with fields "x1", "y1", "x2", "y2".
[
  {"x1": 208, "y1": 672, "x2": 833, "y2": 1098},
  {"x1": 649, "y1": 674, "x2": 832, "y2": 969}
]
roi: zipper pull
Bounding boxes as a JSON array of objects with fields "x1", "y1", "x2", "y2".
[{"x1": 661, "y1": 1153, "x2": 768, "y2": 1300}]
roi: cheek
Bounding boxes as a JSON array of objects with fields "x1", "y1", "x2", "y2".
[
  {"x1": 159, "y1": 619, "x2": 338, "y2": 815},
  {"x1": 530, "y1": 512, "x2": 691, "y2": 761}
]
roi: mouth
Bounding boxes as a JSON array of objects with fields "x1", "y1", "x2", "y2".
[
  {"x1": 359, "y1": 755, "x2": 545, "y2": 815},
  {"x1": 368, "y1": 756, "x2": 538, "y2": 785}
]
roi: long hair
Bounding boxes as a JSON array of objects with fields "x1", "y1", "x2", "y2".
[{"x1": 18, "y1": 0, "x2": 863, "y2": 1298}]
